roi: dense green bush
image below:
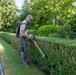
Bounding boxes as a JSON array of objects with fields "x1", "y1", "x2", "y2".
[
  {"x1": 69, "y1": 14, "x2": 76, "y2": 32},
  {"x1": 28, "y1": 29, "x2": 37, "y2": 35},
  {"x1": 48, "y1": 33, "x2": 59, "y2": 38},
  {"x1": 0, "y1": 32, "x2": 76, "y2": 75},
  {"x1": 57, "y1": 25, "x2": 72, "y2": 39},
  {"x1": 37, "y1": 25, "x2": 61, "y2": 36},
  {"x1": 0, "y1": 32, "x2": 19, "y2": 50}
]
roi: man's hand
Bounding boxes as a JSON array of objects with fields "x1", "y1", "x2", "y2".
[
  {"x1": 20, "y1": 30, "x2": 25, "y2": 36},
  {"x1": 27, "y1": 34, "x2": 32, "y2": 39}
]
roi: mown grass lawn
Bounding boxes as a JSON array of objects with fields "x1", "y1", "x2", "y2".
[{"x1": 0, "y1": 37, "x2": 45, "y2": 75}]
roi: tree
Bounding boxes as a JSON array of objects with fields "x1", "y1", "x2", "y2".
[
  {"x1": 0, "y1": 0, "x2": 18, "y2": 32},
  {"x1": 20, "y1": 0, "x2": 75, "y2": 29}
]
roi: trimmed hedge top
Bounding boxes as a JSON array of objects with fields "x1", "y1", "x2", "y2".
[
  {"x1": 0, "y1": 32, "x2": 76, "y2": 47},
  {"x1": 36, "y1": 36, "x2": 76, "y2": 48}
]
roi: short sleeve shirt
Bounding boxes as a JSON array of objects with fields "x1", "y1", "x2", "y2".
[{"x1": 20, "y1": 20, "x2": 28, "y2": 37}]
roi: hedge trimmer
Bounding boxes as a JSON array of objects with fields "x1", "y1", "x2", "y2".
[{"x1": 29, "y1": 36, "x2": 45, "y2": 57}]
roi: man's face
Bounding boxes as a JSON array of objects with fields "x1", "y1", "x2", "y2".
[{"x1": 27, "y1": 18, "x2": 32, "y2": 22}]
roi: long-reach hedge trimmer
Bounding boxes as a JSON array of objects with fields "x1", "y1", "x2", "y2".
[{"x1": 29, "y1": 36, "x2": 45, "y2": 57}]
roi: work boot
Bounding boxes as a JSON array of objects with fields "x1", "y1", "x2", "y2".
[{"x1": 22, "y1": 62, "x2": 29, "y2": 67}]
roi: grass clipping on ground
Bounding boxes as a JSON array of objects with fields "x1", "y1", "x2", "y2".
[{"x1": 0, "y1": 37, "x2": 45, "y2": 75}]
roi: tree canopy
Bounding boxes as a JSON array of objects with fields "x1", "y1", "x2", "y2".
[
  {"x1": 0, "y1": 0, "x2": 18, "y2": 32},
  {"x1": 21, "y1": 0, "x2": 75, "y2": 26},
  {"x1": 0, "y1": 0, "x2": 76, "y2": 36}
]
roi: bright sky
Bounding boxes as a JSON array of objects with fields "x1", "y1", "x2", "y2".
[
  {"x1": 15, "y1": 0, "x2": 24, "y2": 9},
  {"x1": 15, "y1": 0, "x2": 31, "y2": 9},
  {"x1": 15, "y1": 0, "x2": 76, "y2": 9}
]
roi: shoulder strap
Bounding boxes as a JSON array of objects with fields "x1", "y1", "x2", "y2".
[{"x1": 20, "y1": 23, "x2": 28, "y2": 31}]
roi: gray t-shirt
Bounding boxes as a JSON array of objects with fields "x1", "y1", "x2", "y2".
[{"x1": 20, "y1": 20, "x2": 28, "y2": 37}]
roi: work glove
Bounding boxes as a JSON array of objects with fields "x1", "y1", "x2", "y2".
[{"x1": 29, "y1": 36, "x2": 35, "y2": 42}]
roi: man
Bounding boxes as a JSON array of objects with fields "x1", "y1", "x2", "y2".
[{"x1": 20, "y1": 15, "x2": 33, "y2": 67}]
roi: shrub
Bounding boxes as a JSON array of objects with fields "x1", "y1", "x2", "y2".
[
  {"x1": 57, "y1": 25, "x2": 72, "y2": 38},
  {"x1": 28, "y1": 29, "x2": 37, "y2": 35},
  {"x1": 0, "y1": 32, "x2": 19, "y2": 50},
  {"x1": 69, "y1": 31, "x2": 76, "y2": 39},
  {"x1": 49, "y1": 33, "x2": 59, "y2": 38},
  {"x1": 57, "y1": 27, "x2": 66, "y2": 38},
  {"x1": 37, "y1": 25, "x2": 61, "y2": 36},
  {"x1": 0, "y1": 32, "x2": 76, "y2": 75},
  {"x1": 69, "y1": 14, "x2": 76, "y2": 32}
]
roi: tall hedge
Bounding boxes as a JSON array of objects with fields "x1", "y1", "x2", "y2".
[{"x1": 0, "y1": 32, "x2": 76, "y2": 75}]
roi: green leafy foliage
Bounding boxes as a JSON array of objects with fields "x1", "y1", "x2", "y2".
[
  {"x1": 69, "y1": 14, "x2": 76, "y2": 38},
  {"x1": 0, "y1": 0, "x2": 19, "y2": 32},
  {"x1": 19, "y1": 0, "x2": 76, "y2": 40},
  {"x1": 0, "y1": 32, "x2": 76, "y2": 75},
  {"x1": 0, "y1": 0, "x2": 76, "y2": 38},
  {"x1": 57, "y1": 25, "x2": 72, "y2": 38},
  {"x1": 28, "y1": 29, "x2": 37, "y2": 35},
  {"x1": 37, "y1": 25, "x2": 61, "y2": 36},
  {"x1": 20, "y1": 0, "x2": 74, "y2": 27},
  {"x1": 48, "y1": 33, "x2": 59, "y2": 38}
]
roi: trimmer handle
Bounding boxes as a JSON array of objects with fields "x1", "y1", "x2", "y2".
[
  {"x1": 29, "y1": 36, "x2": 45, "y2": 57},
  {"x1": 29, "y1": 36, "x2": 35, "y2": 42}
]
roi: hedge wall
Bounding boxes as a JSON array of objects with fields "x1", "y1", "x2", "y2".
[{"x1": 0, "y1": 32, "x2": 76, "y2": 75}]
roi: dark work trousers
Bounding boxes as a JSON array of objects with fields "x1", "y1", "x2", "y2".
[{"x1": 20, "y1": 37, "x2": 27, "y2": 64}]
